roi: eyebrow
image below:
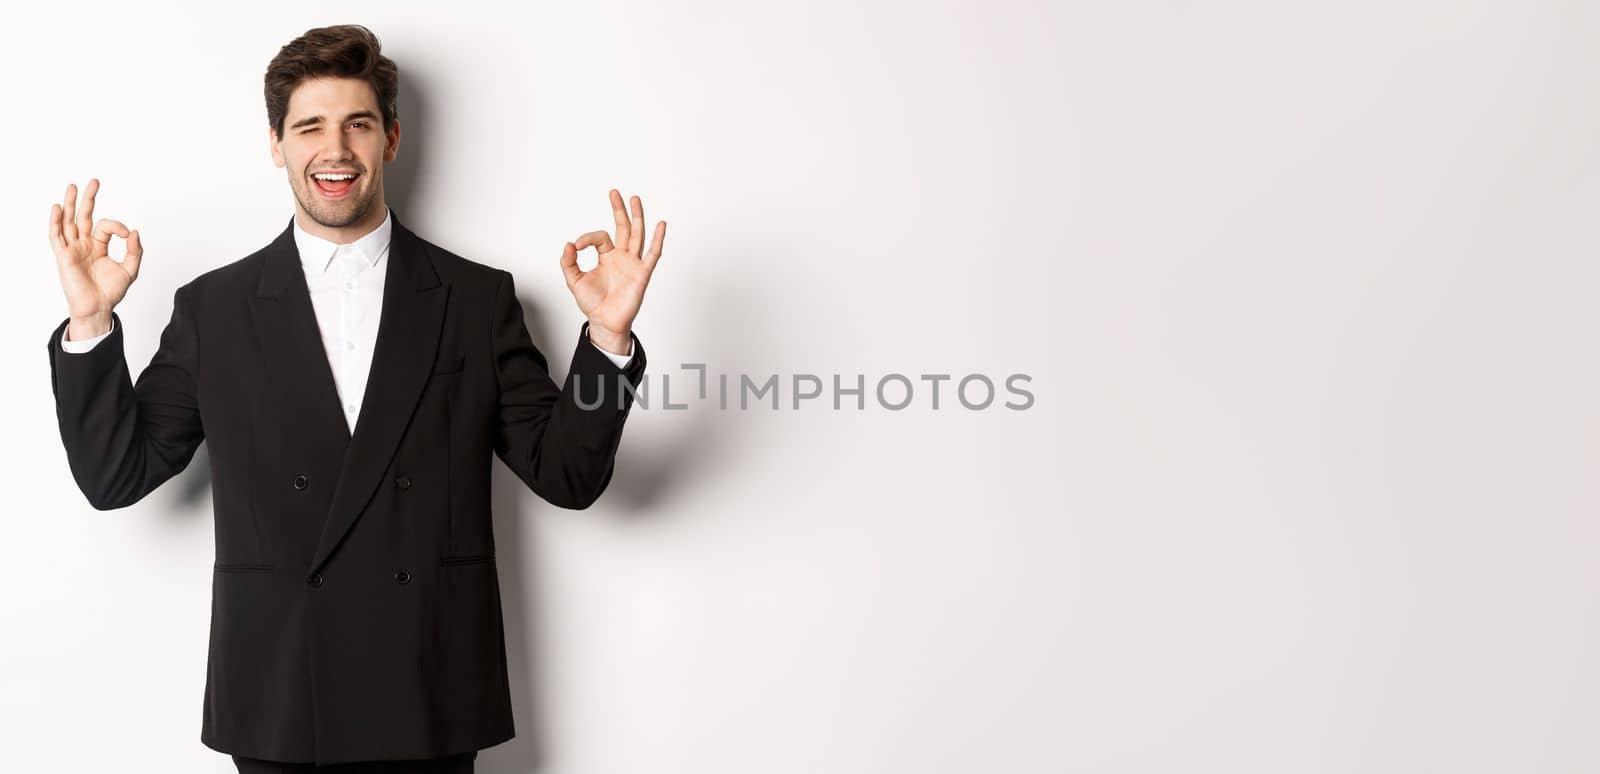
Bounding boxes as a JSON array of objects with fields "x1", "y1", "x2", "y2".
[{"x1": 288, "y1": 110, "x2": 381, "y2": 131}]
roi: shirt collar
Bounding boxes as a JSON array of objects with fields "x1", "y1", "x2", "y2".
[{"x1": 292, "y1": 207, "x2": 393, "y2": 274}]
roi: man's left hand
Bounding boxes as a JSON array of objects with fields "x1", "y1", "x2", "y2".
[{"x1": 561, "y1": 188, "x2": 667, "y2": 354}]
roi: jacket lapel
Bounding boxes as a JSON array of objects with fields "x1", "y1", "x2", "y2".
[
  {"x1": 250, "y1": 220, "x2": 353, "y2": 459},
  {"x1": 250, "y1": 212, "x2": 450, "y2": 576}
]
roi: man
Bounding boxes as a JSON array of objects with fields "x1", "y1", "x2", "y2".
[{"x1": 44, "y1": 24, "x2": 666, "y2": 772}]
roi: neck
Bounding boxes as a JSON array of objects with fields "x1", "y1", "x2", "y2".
[{"x1": 295, "y1": 196, "x2": 389, "y2": 244}]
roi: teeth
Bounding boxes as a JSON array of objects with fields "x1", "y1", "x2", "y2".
[{"x1": 314, "y1": 173, "x2": 355, "y2": 181}]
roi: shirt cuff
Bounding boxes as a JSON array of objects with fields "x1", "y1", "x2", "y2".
[
  {"x1": 588, "y1": 334, "x2": 634, "y2": 368},
  {"x1": 60, "y1": 317, "x2": 116, "y2": 353}
]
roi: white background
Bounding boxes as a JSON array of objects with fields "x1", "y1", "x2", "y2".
[{"x1": 3, "y1": 1, "x2": 1598, "y2": 771}]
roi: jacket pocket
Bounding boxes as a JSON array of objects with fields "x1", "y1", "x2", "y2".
[
  {"x1": 440, "y1": 554, "x2": 494, "y2": 567},
  {"x1": 214, "y1": 562, "x2": 275, "y2": 574}
]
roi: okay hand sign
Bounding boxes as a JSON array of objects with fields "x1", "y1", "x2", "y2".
[
  {"x1": 560, "y1": 189, "x2": 666, "y2": 354},
  {"x1": 49, "y1": 178, "x2": 143, "y2": 324}
]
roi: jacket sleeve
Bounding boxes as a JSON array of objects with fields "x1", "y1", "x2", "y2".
[
  {"x1": 46, "y1": 284, "x2": 206, "y2": 510},
  {"x1": 59, "y1": 315, "x2": 116, "y2": 353},
  {"x1": 490, "y1": 270, "x2": 647, "y2": 509}
]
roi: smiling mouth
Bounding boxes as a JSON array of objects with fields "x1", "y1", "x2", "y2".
[{"x1": 311, "y1": 172, "x2": 360, "y2": 199}]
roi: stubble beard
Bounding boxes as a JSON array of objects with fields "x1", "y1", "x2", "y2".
[{"x1": 296, "y1": 171, "x2": 379, "y2": 229}]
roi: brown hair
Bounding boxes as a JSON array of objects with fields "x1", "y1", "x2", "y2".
[{"x1": 264, "y1": 25, "x2": 398, "y2": 139}]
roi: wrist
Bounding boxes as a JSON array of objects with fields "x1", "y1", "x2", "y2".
[
  {"x1": 67, "y1": 311, "x2": 112, "y2": 342},
  {"x1": 586, "y1": 323, "x2": 631, "y2": 355}
]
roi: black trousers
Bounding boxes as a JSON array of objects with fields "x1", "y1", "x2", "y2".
[{"x1": 232, "y1": 751, "x2": 476, "y2": 773}]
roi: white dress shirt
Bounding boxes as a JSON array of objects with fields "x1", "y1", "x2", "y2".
[{"x1": 59, "y1": 208, "x2": 634, "y2": 434}]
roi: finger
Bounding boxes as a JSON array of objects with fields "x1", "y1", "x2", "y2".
[
  {"x1": 76, "y1": 178, "x2": 100, "y2": 242},
  {"x1": 88, "y1": 218, "x2": 128, "y2": 260},
  {"x1": 91, "y1": 218, "x2": 131, "y2": 244},
  {"x1": 609, "y1": 189, "x2": 631, "y2": 255},
  {"x1": 49, "y1": 204, "x2": 66, "y2": 252},
  {"x1": 558, "y1": 241, "x2": 582, "y2": 289},
  {"x1": 628, "y1": 195, "x2": 644, "y2": 257},
  {"x1": 573, "y1": 230, "x2": 614, "y2": 256},
  {"x1": 122, "y1": 230, "x2": 143, "y2": 280},
  {"x1": 61, "y1": 184, "x2": 78, "y2": 242},
  {"x1": 643, "y1": 221, "x2": 667, "y2": 274}
]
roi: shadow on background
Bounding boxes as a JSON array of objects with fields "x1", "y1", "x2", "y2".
[{"x1": 483, "y1": 271, "x2": 769, "y2": 774}]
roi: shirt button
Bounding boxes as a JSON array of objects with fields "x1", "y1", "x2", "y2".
[
  {"x1": 346, "y1": 404, "x2": 357, "y2": 413},
  {"x1": 292, "y1": 474, "x2": 309, "y2": 490},
  {"x1": 346, "y1": 341, "x2": 355, "y2": 350}
]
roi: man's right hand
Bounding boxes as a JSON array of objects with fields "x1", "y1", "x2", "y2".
[{"x1": 50, "y1": 178, "x2": 142, "y2": 341}]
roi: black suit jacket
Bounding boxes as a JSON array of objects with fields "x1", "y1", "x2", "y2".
[{"x1": 45, "y1": 213, "x2": 647, "y2": 765}]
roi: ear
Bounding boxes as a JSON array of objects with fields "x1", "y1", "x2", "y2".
[
  {"x1": 384, "y1": 118, "x2": 401, "y2": 163},
  {"x1": 269, "y1": 125, "x2": 285, "y2": 168}
]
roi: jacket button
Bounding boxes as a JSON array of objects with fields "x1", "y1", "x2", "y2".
[
  {"x1": 396, "y1": 476, "x2": 412, "y2": 490},
  {"x1": 293, "y1": 474, "x2": 309, "y2": 490},
  {"x1": 306, "y1": 572, "x2": 324, "y2": 587},
  {"x1": 395, "y1": 569, "x2": 411, "y2": 584}
]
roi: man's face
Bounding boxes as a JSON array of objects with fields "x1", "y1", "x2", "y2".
[{"x1": 269, "y1": 76, "x2": 400, "y2": 228}]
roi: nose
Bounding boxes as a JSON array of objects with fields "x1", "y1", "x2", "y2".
[{"x1": 317, "y1": 128, "x2": 356, "y2": 160}]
